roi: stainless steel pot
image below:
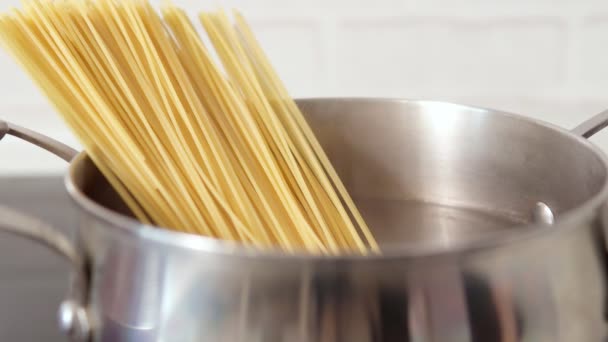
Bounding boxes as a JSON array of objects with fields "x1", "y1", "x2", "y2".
[{"x1": 2, "y1": 98, "x2": 608, "y2": 342}]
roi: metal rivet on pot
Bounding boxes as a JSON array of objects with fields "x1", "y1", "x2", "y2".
[
  {"x1": 533, "y1": 202, "x2": 555, "y2": 225},
  {"x1": 58, "y1": 300, "x2": 91, "y2": 342}
]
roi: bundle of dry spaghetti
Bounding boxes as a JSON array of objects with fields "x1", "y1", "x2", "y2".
[{"x1": 0, "y1": 0, "x2": 378, "y2": 254}]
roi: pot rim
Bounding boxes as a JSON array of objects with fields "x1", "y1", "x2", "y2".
[{"x1": 64, "y1": 97, "x2": 608, "y2": 260}]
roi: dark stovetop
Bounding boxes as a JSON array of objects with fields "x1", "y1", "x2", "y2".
[{"x1": 0, "y1": 176, "x2": 76, "y2": 341}]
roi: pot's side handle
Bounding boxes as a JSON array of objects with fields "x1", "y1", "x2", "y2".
[
  {"x1": 0, "y1": 120, "x2": 78, "y2": 161},
  {"x1": 572, "y1": 109, "x2": 608, "y2": 139},
  {"x1": 0, "y1": 205, "x2": 81, "y2": 266},
  {"x1": 0, "y1": 206, "x2": 91, "y2": 341},
  {"x1": 0, "y1": 119, "x2": 89, "y2": 341}
]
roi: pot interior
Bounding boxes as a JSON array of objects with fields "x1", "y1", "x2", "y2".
[{"x1": 69, "y1": 99, "x2": 608, "y2": 251}]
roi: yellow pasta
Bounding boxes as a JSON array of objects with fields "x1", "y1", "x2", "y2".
[{"x1": 0, "y1": 0, "x2": 379, "y2": 254}]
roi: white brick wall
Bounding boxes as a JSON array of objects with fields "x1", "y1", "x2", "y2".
[
  {"x1": 1, "y1": 0, "x2": 608, "y2": 175},
  {"x1": 336, "y1": 17, "x2": 567, "y2": 95}
]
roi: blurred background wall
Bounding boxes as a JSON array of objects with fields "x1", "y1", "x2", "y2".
[{"x1": 1, "y1": 0, "x2": 608, "y2": 174}]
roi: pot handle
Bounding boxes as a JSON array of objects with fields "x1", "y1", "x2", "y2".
[
  {"x1": 0, "y1": 120, "x2": 78, "y2": 161},
  {"x1": 571, "y1": 109, "x2": 608, "y2": 138},
  {"x1": 0, "y1": 119, "x2": 90, "y2": 341}
]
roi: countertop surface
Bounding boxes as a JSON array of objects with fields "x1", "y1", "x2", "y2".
[{"x1": 0, "y1": 176, "x2": 75, "y2": 341}]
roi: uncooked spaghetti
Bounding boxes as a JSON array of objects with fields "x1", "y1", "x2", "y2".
[{"x1": 0, "y1": 0, "x2": 379, "y2": 254}]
